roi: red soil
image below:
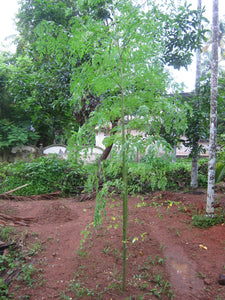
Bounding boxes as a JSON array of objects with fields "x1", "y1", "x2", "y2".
[{"x1": 0, "y1": 190, "x2": 224, "y2": 299}]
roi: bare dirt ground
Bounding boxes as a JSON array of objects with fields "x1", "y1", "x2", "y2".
[{"x1": 0, "y1": 189, "x2": 225, "y2": 300}]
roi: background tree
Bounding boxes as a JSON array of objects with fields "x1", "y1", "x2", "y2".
[
  {"x1": 11, "y1": 0, "x2": 78, "y2": 145},
  {"x1": 0, "y1": 53, "x2": 39, "y2": 152},
  {"x1": 191, "y1": 0, "x2": 202, "y2": 190},
  {"x1": 11, "y1": 0, "x2": 115, "y2": 145},
  {"x1": 2, "y1": 0, "x2": 206, "y2": 149},
  {"x1": 206, "y1": 0, "x2": 219, "y2": 217}
]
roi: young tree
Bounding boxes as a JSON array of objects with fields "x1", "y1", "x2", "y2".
[
  {"x1": 206, "y1": 0, "x2": 219, "y2": 217},
  {"x1": 68, "y1": 0, "x2": 207, "y2": 289}
]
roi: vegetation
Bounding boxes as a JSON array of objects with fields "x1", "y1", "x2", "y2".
[
  {"x1": 0, "y1": 154, "x2": 209, "y2": 197},
  {"x1": 0, "y1": 155, "x2": 85, "y2": 196},
  {"x1": 192, "y1": 213, "x2": 224, "y2": 228},
  {"x1": 0, "y1": 0, "x2": 225, "y2": 297},
  {"x1": 0, "y1": 226, "x2": 43, "y2": 299}
]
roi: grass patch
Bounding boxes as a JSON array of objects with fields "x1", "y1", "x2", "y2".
[{"x1": 192, "y1": 214, "x2": 225, "y2": 229}]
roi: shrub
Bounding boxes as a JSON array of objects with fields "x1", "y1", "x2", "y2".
[
  {"x1": 0, "y1": 155, "x2": 85, "y2": 196},
  {"x1": 192, "y1": 214, "x2": 225, "y2": 228}
]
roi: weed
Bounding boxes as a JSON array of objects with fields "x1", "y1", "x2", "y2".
[
  {"x1": 31, "y1": 232, "x2": 38, "y2": 237},
  {"x1": 0, "y1": 226, "x2": 16, "y2": 241},
  {"x1": 0, "y1": 278, "x2": 13, "y2": 300},
  {"x1": 196, "y1": 272, "x2": 205, "y2": 279},
  {"x1": 134, "y1": 217, "x2": 144, "y2": 224},
  {"x1": 20, "y1": 263, "x2": 36, "y2": 286},
  {"x1": 192, "y1": 214, "x2": 224, "y2": 228},
  {"x1": 28, "y1": 241, "x2": 43, "y2": 256},
  {"x1": 67, "y1": 279, "x2": 95, "y2": 298},
  {"x1": 102, "y1": 246, "x2": 110, "y2": 254},
  {"x1": 60, "y1": 292, "x2": 72, "y2": 300},
  {"x1": 166, "y1": 200, "x2": 182, "y2": 210},
  {"x1": 0, "y1": 225, "x2": 43, "y2": 298},
  {"x1": 146, "y1": 255, "x2": 165, "y2": 266}
]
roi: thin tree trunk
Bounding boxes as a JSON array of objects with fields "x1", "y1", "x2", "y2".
[
  {"x1": 191, "y1": 156, "x2": 198, "y2": 189},
  {"x1": 206, "y1": 0, "x2": 219, "y2": 217},
  {"x1": 191, "y1": 0, "x2": 202, "y2": 190},
  {"x1": 118, "y1": 41, "x2": 128, "y2": 292}
]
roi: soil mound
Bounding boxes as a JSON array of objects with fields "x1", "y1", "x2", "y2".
[{"x1": 37, "y1": 201, "x2": 77, "y2": 224}]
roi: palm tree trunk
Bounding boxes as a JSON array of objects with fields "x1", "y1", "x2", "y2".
[{"x1": 206, "y1": 0, "x2": 219, "y2": 217}]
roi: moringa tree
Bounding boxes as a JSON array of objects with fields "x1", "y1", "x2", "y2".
[{"x1": 68, "y1": 0, "x2": 207, "y2": 290}]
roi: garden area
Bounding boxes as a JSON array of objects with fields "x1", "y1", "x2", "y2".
[
  {"x1": 1, "y1": 0, "x2": 225, "y2": 298},
  {"x1": 0, "y1": 155, "x2": 225, "y2": 299}
]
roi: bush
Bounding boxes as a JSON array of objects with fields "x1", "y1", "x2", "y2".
[
  {"x1": 0, "y1": 155, "x2": 86, "y2": 196},
  {"x1": 192, "y1": 214, "x2": 225, "y2": 228},
  {"x1": 101, "y1": 153, "x2": 193, "y2": 194}
]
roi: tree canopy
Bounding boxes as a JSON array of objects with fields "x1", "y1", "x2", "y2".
[{"x1": 0, "y1": 0, "x2": 208, "y2": 149}]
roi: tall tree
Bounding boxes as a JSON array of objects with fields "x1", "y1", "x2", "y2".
[
  {"x1": 191, "y1": 0, "x2": 202, "y2": 189},
  {"x1": 0, "y1": 53, "x2": 39, "y2": 151},
  {"x1": 12, "y1": 0, "x2": 78, "y2": 145},
  {"x1": 206, "y1": 0, "x2": 219, "y2": 217}
]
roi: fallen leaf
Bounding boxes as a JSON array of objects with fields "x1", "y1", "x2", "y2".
[{"x1": 199, "y1": 244, "x2": 207, "y2": 250}]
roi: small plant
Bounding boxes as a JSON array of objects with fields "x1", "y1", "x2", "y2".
[
  {"x1": 146, "y1": 255, "x2": 165, "y2": 266},
  {"x1": 28, "y1": 241, "x2": 43, "y2": 256},
  {"x1": 192, "y1": 214, "x2": 224, "y2": 228},
  {"x1": 0, "y1": 278, "x2": 12, "y2": 300},
  {"x1": 20, "y1": 263, "x2": 36, "y2": 286},
  {"x1": 196, "y1": 271, "x2": 205, "y2": 279}
]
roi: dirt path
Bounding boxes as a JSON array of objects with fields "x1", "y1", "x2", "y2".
[
  {"x1": 147, "y1": 212, "x2": 204, "y2": 299},
  {"x1": 0, "y1": 190, "x2": 225, "y2": 299}
]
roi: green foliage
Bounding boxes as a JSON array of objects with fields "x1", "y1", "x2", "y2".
[
  {"x1": 0, "y1": 226, "x2": 45, "y2": 298},
  {"x1": 158, "y1": 1, "x2": 208, "y2": 69},
  {"x1": 215, "y1": 161, "x2": 225, "y2": 184},
  {"x1": 0, "y1": 155, "x2": 85, "y2": 196},
  {"x1": 8, "y1": 0, "x2": 78, "y2": 146},
  {"x1": 183, "y1": 86, "x2": 210, "y2": 159},
  {"x1": 0, "y1": 278, "x2": 11, "y2": 300},
  {"x1": 215, "y1": 132, "x2": 225, "y2": 184},
  {"x1": 0, "y1": 53, "x2": 39, "y2": 150},
  {"x1": 192, "y1": 214, "x2": 224, "y2": 228},
  {"x1": 198, "y1": 162, "x2": 208, "y2": 187},
  {"x1": 97, "y1": 153, "x2": 208, "y2": 194},
  {"x1": 0, "y1": 120, "x2": 39, "y2": 150}
]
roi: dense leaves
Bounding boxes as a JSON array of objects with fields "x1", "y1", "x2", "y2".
[
  {"x1": 0, "y1": 155, "x2": 85, "y2": 196},
  {"x1": 0, "y1": 54, "x2": 39, "y2": 150}
]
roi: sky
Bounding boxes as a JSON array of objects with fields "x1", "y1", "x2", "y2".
[
  {"x1": 0, "y1": 0, "x2": 18, "y2": 51},
  {"x1": 0, "y1": 0, "x2": 224, "y2": 91}
]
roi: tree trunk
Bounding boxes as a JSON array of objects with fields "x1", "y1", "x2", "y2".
[
  {"x1": 191, "y1": 156, "x2": 198, "y2": 189},
  {"x1": 191, "y1": 0, "x2": 202, "y2": 190},
  {"x1": 206, "y1": 0, "x2": 219, "y2": 217},
  {"x1": 97, "y1": 120, "x2": 118, "y2": 181}
]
